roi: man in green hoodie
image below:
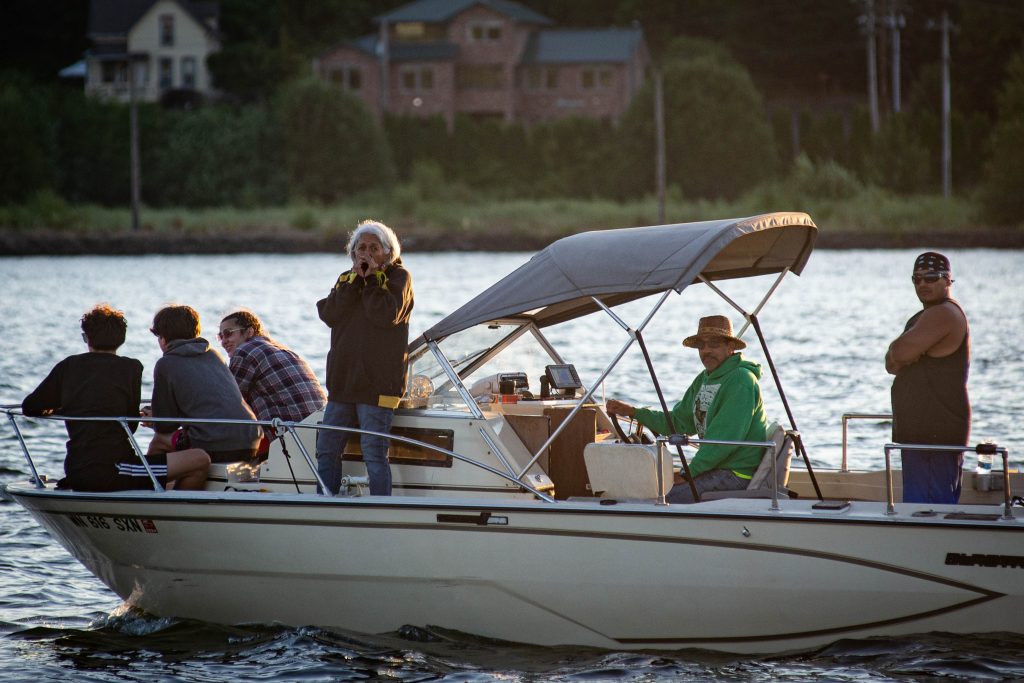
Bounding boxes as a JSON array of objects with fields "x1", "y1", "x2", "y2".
[{"x1": 607, "y1": 315, "x2": 768, "y2": 503}]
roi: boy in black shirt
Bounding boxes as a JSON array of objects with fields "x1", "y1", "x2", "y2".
[{"x1": 22, "y1": 304, "x2": 209, "y2": 491}]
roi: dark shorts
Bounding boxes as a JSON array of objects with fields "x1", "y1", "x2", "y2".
[
  {"x1": 60, "y1": 454, "x2": 169, "y2": 492},
  {"x1": 174, "y1": 428, "x2": 258, "y2": 463}
]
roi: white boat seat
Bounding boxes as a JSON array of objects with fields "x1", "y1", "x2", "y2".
[
  {"x1": 583, "y1": 442, "x2": 673, "y2": 501},
  {"x1": 701, "y1": 422, "x2": 795, "y2": 500}
]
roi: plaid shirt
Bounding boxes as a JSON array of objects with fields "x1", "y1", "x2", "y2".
[{"x1": 229, "y1": 336, "x2": 326, "y2": 422}]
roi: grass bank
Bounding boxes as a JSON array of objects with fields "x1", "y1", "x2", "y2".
[{"x1": 1, "y1": 185, "x2": 1021, "y2": 256}]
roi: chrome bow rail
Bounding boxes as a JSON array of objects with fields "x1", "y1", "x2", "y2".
[{"x1": 0, "y1": 406, "x2": 555, "y2": 502}]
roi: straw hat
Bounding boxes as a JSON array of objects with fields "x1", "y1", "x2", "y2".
[{"x1": 682, "y1": 315, "x2": 746, "y2": 350}]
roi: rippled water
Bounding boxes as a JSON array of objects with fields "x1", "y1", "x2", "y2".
[{"x1": 2, "y1": 248, "x2": 1023, "y2": 681}]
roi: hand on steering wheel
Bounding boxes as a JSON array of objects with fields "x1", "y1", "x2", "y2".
[{"x1": 610, "y1": 412, "x2": 652, "y2": 444}]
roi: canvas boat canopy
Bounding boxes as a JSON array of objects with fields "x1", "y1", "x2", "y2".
[{"x1": 420, "y1": 212, "x2": 817, "y2": 343}]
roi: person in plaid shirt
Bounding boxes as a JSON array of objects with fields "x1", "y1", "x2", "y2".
[{"x1": 218, "y1": 310, "x2": 326, "y2": 454}]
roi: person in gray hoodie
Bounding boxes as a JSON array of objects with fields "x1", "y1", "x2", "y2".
[{"x1": 144, "y1": 305, "x2": 261, "y2": 466}]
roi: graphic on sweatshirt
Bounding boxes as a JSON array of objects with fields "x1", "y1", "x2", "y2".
[{"x1": 693, "y1": 382, "x2": 721, "y2": 435}]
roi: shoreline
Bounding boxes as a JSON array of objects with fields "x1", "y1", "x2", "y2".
[{"x1": 2, "y1": 229, "x2": 1023, "y2": 256}]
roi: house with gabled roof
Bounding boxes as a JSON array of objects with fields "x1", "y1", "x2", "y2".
[
  {"x1": 85, "y1": 0, "x2": 220, "y2": 103},
  {"x1": 313, "y1": 0, "x2": 649, "y2": 128}
]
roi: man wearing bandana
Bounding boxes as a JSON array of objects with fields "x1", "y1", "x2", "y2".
[{"x1": 886, "y1": 252, "x2": 971, "y2": 503}]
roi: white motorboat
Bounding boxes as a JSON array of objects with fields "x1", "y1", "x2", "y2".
[{"x1": 4, "y1": 212, "x2": 1022, "y2": 654}]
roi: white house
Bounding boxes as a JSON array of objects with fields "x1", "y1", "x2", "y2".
[{"x1": 86, "y1": 0, "x2": 221, "y2": 103}]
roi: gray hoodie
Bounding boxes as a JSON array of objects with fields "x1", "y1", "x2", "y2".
[{"x1": 152, "y1": 337, "x2": 260, "y2": 452}]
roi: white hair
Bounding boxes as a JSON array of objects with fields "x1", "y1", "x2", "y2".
[{"x1": 346, "y1": 219, "x2": 401, "y2": 263}]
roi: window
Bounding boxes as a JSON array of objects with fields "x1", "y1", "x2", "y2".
[
  {"x1": 395, "y1": 22, "x2": 425, "y2": 39},
  {"x1": 581, "y1": 67, "x2": 613, "y2": 90},
  {"x1": 523, "y1": 67, "x2": 557, "y2": 90},
  {"x1": 181, "y1": 57, "x2": 196, "y2": 88},
  {"x1": 101, "y1": 61, "x2": 128, "y2": 84},
  {"x1": 159, "y1": 57, "x2": 173, "y2": 89},
  {"x1": 329, "y1": 67, "x2": 362, "y2": 91},
  {"x1": 457, "y1": 64, "x2": 503, "y2": 90},
  {"x1": 468, "y1": 21, "x2": 502, "y2": 42},
  {"x1": 400, "y1": 67, "x2": 434, "y2": 91},
  {"x1": 545, "y1": 67, "x2": 558, "y2": 89},
  {"x1": 159, "y1": 14, "x2": 175, "y2": 46}
]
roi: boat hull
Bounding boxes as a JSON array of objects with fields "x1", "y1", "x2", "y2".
[{"x1": 8, "y1": 485, "x2": 1023, "y2": 653}]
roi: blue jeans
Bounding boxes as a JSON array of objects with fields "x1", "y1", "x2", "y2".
[
  {"x1": 316, "y1": 401, "x2": 394, "y2": 496},
  {"x1": 901, "y1": 450, "x2": 963, "y2": 504},
  {"x1": 666, "y1": 468, "x2": 749, "y2": 504}
]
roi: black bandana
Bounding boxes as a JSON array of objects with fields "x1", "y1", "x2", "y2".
[{"x1": 914, "y1": 251, "x2": 951, "y2": 274}]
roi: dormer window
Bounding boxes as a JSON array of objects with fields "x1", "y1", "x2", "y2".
[
  {"x1": 395, "y1": 22, "x2": 425, "y2": 39},
  {"x1": 159, "y1": 14, "x2": 175, "y2": 47},
  {"x1": 468, "y1": 21, "x2": 502, "y2": 42}
]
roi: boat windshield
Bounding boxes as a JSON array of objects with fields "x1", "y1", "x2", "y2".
[{"x1": 404, "y1": 322, "x2": 563, "y2": 412}]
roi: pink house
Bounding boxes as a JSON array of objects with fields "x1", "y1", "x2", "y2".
[{"x1": 313, "y1": 0, "x2": 649, "y2": 128}]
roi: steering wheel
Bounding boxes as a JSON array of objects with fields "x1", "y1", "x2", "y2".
[{"x1": 610, "y1": 412, "x2": 652, "y2": 444}]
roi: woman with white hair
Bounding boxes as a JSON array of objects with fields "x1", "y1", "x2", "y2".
[{"x1": 315, "y1": 219, "x2": 414, "y2": 496}]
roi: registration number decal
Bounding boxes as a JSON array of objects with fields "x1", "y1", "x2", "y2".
[{"x1": 69, "y1": 513, "x2": 158, "y2": 533}]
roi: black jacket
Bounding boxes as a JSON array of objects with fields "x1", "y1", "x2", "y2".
[{"x1": 317, "y1": 258, "x2": 414, "y2": 406}]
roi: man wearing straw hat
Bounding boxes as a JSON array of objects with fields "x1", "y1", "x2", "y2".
[
  {"x1": 607, "y1": 315, "x2": 769, "y2": 504},
  {"x1": 886, "y1": 251, "x2": 971, "y2": 504}
]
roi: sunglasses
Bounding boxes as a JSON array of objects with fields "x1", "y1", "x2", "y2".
[
  {"x1": 217, "y1": 327, "x2": 244, "y2": 341},
  {"x1": 911, "y1": 272, "x2": 948, "y2": 285}
]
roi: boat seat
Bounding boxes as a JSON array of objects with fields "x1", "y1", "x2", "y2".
[
  {"x1": 583, "y1": 442, "x2": 673, "y2": 501},
  {"x1": 701, "y1": 422, "x2": 795, "y2": 500}
]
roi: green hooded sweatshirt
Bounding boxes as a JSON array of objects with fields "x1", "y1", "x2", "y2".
[{"x1": 634, "y1": 352, "x2": 768, "y2": 479}]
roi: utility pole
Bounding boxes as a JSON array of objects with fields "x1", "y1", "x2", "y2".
[
  {"x1": 860, "y1": 0, "x2": 880, "y2": 132},
  {"x1": 128, "y1": 57, "x2": 141, "y2": 232},
  {"x1": 887, "y1": 1, "x2": 905, "y2": 113},
  {"x1": 928, "y1": 9, "x2": 955, "y2": 197},
  {"x1": 940, "y1": 9, "x2": 952, "y2": 197},
  {"x1": 378, "y1": 19, "x2": 390, "y2": 114},
  {"x1": 654, "y1": 71, "x2": 666, "y2": 224}
]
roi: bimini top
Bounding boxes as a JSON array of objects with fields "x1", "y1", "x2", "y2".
[{"x1": 420, "y1": 212, "x2": 817, "y2": 343}]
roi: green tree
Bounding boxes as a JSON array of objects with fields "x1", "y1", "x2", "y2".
[
  {"x1": 979, "y1": 51, "x2": 1024, "y2": 225},
  {"x1": 529, "y1": 116, "x2": 623, "y2": 198},
  {"x1": 148, "y1": 105, "x2": 286, "y2": 207},
  {"x1": 276, "y1": 78, "x2": 394, "y2": 202},
  {"x1": 0, "y1": 78, "x2": 55, "y2": 202},
  {"x1": 617, "y1": 55, "x2": 777, "y2": 200}
]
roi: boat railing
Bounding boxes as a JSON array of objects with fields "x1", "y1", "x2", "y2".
[
  {"x1": 841, "y1": 412, "x2": 892, "y2": 472},
  {"x1": 0, "y1": 407, "x2": 555, "y2": 502},
  {"x1": 884, "y1": 441, "x2": 1014, "y2": 519}
]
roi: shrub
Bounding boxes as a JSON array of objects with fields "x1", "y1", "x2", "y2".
[
  {"x1": 861, "y1": 113, "x2": 930, "y2": 194},
  {"x1": 617, "y1": 56, "x2": 778, "y2": 201},
  {"x1": 979, "y1": 51, "x2": 1024, "y2": 226},
  {"x1": 148, "y1": 105, "x2": 286, "y2": 207},
  {"x1": 0, "y1": 79, "x2": 55, "y2": 202},
  {"x1": 276, "y1": 79, "x2": 395, "y2": 202}
]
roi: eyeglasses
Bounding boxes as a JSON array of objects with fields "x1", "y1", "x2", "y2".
[
  {"x1": 693, "y1": 338, "x2": 728, "y2": 350},
  {"x1": 150, "y1": 327, "x2": 159, "y2": 337},
  {"x1": 911, "y1": 272, "x2": 947, "y2": 285},
  {"x1": 217, "y1": 327, "x2": 243, "y2": 341}
]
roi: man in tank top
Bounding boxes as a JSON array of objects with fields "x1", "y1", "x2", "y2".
[{"x1": 885, "y1": 252, "x2": 971, "y2": 504}]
